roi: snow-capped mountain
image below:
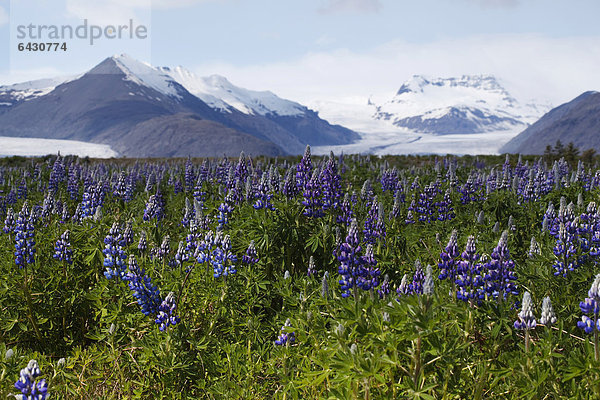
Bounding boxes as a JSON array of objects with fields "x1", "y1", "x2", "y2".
[
  {"x1": 372, "y1": 75, "x2": 550, "y2": 134},
  {"x1": 159, "y1": 66, "x2": 306, "y2": 117},
  {"x1": 0, "y1": 76, "x2": 76, "y2": 108},
  {"x1": 0, "y1": 55, "x2": 358, "y2": 157}
]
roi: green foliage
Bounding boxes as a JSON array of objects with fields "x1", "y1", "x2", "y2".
[{"x1": 1, "y1": 153, "x2": 600, "y2": 399}]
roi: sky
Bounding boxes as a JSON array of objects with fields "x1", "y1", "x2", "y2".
[{"x1": 0, "y1": 0, "x2": 599, "y2": 108}]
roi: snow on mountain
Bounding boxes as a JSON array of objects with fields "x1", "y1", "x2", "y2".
[
  {"x1": 112, "y1": 54, "x2": 184, "y2": 99},
  {"x1": 0, "y1": 76, "x2": 77, "y2": 104},
  {"x1": 372, "y1": 75, "x2": 550, "y2": 134},
  {"x1": 159, "y1": 66, "x2": 306, "y2": 117}
]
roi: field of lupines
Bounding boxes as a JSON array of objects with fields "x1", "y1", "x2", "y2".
[{"x1": 2, "y1": 148, "x2": 600, "y2": 398}]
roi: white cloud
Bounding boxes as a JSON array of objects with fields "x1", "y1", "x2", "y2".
[
  {"x1": 319, "y1": 0, "x2": 382, "y2": 14},
  {"x1": 189, "y1": 34, "x2": 600, "y2": 108},
  {"x1": 0, "y1": 5, "x2": 9, "y2": 27}
]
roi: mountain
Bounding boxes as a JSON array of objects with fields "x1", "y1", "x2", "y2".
[
  {"x1": 0, "y1": 76, "x2": 75, "y2": 110},
  {"x1": 371, "y1": 75, "x2": 548, "y2": 135},
  {"x1": 500, "y1": 91, "x2": 600, "y2": 155},
  {"x1": 159, "y1": 66, "x2": 359, "y2": 147},
  {"x1": 0, "y1": 55, "x2": 357, "y2": 157}
]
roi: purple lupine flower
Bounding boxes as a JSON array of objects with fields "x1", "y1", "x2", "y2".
[
  {"x1": 337, "y1": 219, "x2": 364, "y2": 298},
  {"x1": 438, "y1": 230, "x2": 459, "y2": 282},
  {"x1": 437, "y1": 189, "x2": 455, "y2": 221},
  {"x1": 3, "y1": 207, "x2": 14, "y2": 234},
  {"x1": 363, "y1": 197, "x2": 381, "y2": 244},
  {"x1": 138, "y1": 230, "x2": 147, "y2": 253},
  {"x1": 14, "y1": 360, "x2": 48, "y2": 400},
  {"x1": 103, "y1": 222, "x2": 126, "y2": 280},
  {"x1": 482, "y1": 231, "x2": 519, "y2": 301},
  {"x1": 378, "y1": 274, "x2": 391, "y2": 298},
  {"x1": 124, "y1": 255, "x2": 162, "y2": 316},
  {"x1": 336, "y1": 192, "x2": 354, "y2": 226},
  {"x1": 113, "y1": 171, "x2": 127, "y2": 200},
  {"x1": 302, "y1": 170, "x2": 324, "y2": 218},
  {"x1": 14, "y1": 202, "x2": 35, "y2": 268},
  {"x1": 185, "y1": 157, "x2": 196, "y2": 193},
  {"x1": 409, "y1": 260, "x2": 425, "y2": 295},
  {"x1": 155, "y1": 292, "x2": 180, "y2": 331},
  {"x1": 53, "y1": 230, "x2": 73, "y2": 264},
  {"x1": 217, "y1": 192, "x2": 235, "y2": 229},
  {"x1": 320, "y1": 152, "x2": 342, "y2": 211},
  {"x1": 253, "y1": 173, "x2": 275, "y2": 210},
  {"x1": 274, "y1": 318, "x2": 295, "y2": 346},
  {"x1": 296, "y1": 145, "x2": 312, "y2": 192},
  {"x1": 282, "y1": 167, "x2": 298, "y2": 199},
  {"x1": 357, "y1": 244, "x2": 380, "y2": 291},
  {"x1": 577, "y1": 274, "x2": 600, "y2": 334},
  {"x1": 243, "y1": 240, "x2": 259, "y2": 265},
  {"x1": 143, "y1": 189, "x2": 165, "y2": 223},
  {"x1": 456, "y1": 235, "x2": 483, "y2": 303}
]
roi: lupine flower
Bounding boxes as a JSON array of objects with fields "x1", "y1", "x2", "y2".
[
  {"x1": 378, "y1": 274, "x2": 391, "y2": 298},
  {"x1": 540, "y1": 296, "x2": 557, "y2": 326},
  {"x1": 396, "y1": 274, "x2": 410, "y2": 296},
  {"x1": 320, "y1": 152, "x2": 342, "y2": 211},
  {"x1": 321, "y1": 271, "x2": 329, "y2": 298},
  {"x1": 337, "y1": 219, "x2": 364, "y2": 298},
  {"x1": 14, "y1": 202, "x2": 35, "y2": 268},
  {"x1": 155, "y1": 292, "x2": 181, "y2": 331},
  {"x1": 196, "y1": 231, "x2": 238, "y2": 278},
  {"x1": 307, "y1": 255, "x2": 317, "y2": 277},
  {"x1": 436, "y1": 189, "x2": 455, "y2": 221},
  {"x1": 243, "y1": 240, "x2": 259, "y2": 265},
  {"x1": 155, "y1": 235, "x2": 170, "y2": 263},
  {"x1": 363, "y1": 197, "x2": 383, "y2": 244},
  {"x1": 124, "y1": 255, "x2": 162, "y2": 316},
  {"x1": 302, "y1": 169, "x2": 324, "y2": 218},
  {"x1": 103, "y1": 223, "x2": 126, "y2": 280},
  {"x1": 138, "y1": 231, "x2": 147, "y2": 253},
  {"x1": 438, "y1": 230, "x2": 459, "y2": 283},
  {"x1": 482, "y1": 231, "x2": 519, "y2": 301},
  {"x1": 296, "y1": 145, "x2": 312, "y2": 191},
  {"x1": 274, "y1": 318, "x2": 295, "y2": 346},
  {"x1": 217, "y1": 192, "x2": 235, "y2": 230},
  {"x1": 336, "y1": 192, "x2": 354, "y2": 225},
  {"x1": 123, "y1": 221, "x2": 134, "y2": 245},
  {"x1": 514, "y1": 291, "x2": 537, "y2": 330},
  {"x1": 456, "y1": 235, "x2": 484, "y2": 303},
  {"x1": 577, "y1": 274, "x2": 600, "y2": 334},
  {"x1": 423, "y1": 265, "x2": 434, "y2": 295},
  {"x1": 528, "y1": 236, "x2": 541, "y2": 258},
  {"x1": 3, "y1": 207, "x2": 14, "y2": 233},
  {"x1": 53, "y1": 230, "x2": 73, "y2": 264},
  {"x1": 143, "y1": 189, "x2": 165, "y2": 223},
  {"x1": 14, "y1": 359, "x2": 48, "y2": 400},
  {"x1": 409, "y1": 260, "x2": 425, "y2": 295},
  {"x1": 357, "y1": 244, "x2": 380, "y2": 291}
]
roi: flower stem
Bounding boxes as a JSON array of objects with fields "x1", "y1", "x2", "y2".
[{"x1": 22, "y1": 265, "x2": 42, "y2": 342}]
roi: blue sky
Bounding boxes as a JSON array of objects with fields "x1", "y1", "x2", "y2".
[{"x1": 1, "y1": 0, "x2": 599, "y2": 106}]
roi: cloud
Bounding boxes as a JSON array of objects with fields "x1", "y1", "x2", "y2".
[
  {"x1": 319, "y1": 0, "x2": 382, "y2": 14},
  {"x1": 0, "y1": 5, "x2": 8, "y2": 27},
  {"x1": 189, "y1": 34, "x2": 600, "y2": 108}
]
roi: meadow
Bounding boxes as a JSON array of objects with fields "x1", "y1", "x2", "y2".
[{"x1": 1, "y1": 148, "x2": 600, "y2": 399}]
